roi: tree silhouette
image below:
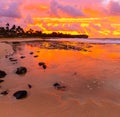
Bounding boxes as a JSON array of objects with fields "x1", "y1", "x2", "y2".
[
  {"x1": 0, "y1": 23, "x2": 88, "y2": 38},
  {"x1": 16, "y1": 26, "x2": 24, "y2": 36},
  {"x1": 0, "y1": 27, "x2": 6, "y2": 36},
  {"x1": 6, "y1": 23, "x2": 10, "y2": 31}
]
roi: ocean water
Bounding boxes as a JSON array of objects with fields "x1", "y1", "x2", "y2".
[
  {"x1": 48, "y1": 38, "x2": 120, "y2": 44},
  {"x1": 0, "y1": 38, "x2": 120, "y2": 105},
  {"x1": 1, "y1": 37, "x2": 120, "y2": 44}
]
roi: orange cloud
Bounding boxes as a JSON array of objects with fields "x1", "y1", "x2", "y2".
[
  {"x1": 24, "y1": 3, "x2": 49, "y2": 11},
  {"x1": 83, "y1": 8, "x2": 105, "y2": 17}
]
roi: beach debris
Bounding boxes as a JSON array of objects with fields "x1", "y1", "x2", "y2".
[
  {"x1": 28, "y1": 84, "x2": 32, "y2": 89},
  {"x1": 53, "y1": 82, "x2": 66, "y2": 91},
  {"x1": 16, "y1": 67, "x2": 27, "y2": 75},
  {"x1": 0, "y1": 70, "x2": 7, "y2": 78},
  {"x1": 20, "y1": 56, "x2": 26, "y2": 59},
  {"x1": 34, "y1": 55, "x2": 39, "y2": 58},
  {"x1": 0, "y1": 80, "x2": 4, "y2": 83},
  {"x1": 13, "y1": 90, "x2": 27, "y2": 99},
  {"x1": 29, "y1": 52, "x2": 34, "y2": 55},
  {"x1": 1, "y1": 90, "x2": 9, "y2": 95},
  {"x1": 39, "y1": 62, "x2": 47, "y2": 69}
]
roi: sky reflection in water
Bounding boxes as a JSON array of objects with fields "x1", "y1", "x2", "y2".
[{"x1": 4, "y1": 40, "x2": 120, "y2": 104}]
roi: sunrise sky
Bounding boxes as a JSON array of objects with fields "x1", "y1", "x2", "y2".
[{"x1": 0, "y1": 0, "x2": 120, "y2": 38}]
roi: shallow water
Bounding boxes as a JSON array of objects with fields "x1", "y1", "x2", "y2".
[{"x1": 0, "y1": 39, "x2": 120, "y2": 105}]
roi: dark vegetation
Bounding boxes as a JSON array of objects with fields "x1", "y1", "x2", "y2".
[{"x1": 0, "y1": 23, "x2": 88, "y2": 38}]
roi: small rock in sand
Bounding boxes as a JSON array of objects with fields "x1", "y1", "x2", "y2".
[
  {"x1": 34, "y1": 55, "x2": 39, "y2": 58},
  {"x1": 9, "y1": 58, "x2": 18, "y2": 62},
  {"x1": 42, "y1": 64, "x2": 47, "y2": 69},
  {"x1": 0, "y1": 80, "x2": 4, "y2": 83},
  {"x1": 16, "y1": 67, "x2": 27, "y2": 75},
  {"x1": 20, "y1": 56, "x2": 26, "y2": 59},
  {"x1": 29, "y1": 52, "x2": 34, "y2": 55},
  {"x1": 53, "y1": 82, "x2": 66, "y2": 91},
  {"x1": 1, "y1": 90, "x2": 9, "y2": 95},
  {"x1": 13, "y1": 90, "x2": 27, "y2": 99},
  {"x1": 39, "y1": 62, "x2": 47, "y2": 69},
  {"x1": 0, "y1": 70, "x2": 7, "y2": 78},
  {"x1": 28, "y1": 84, "x2": 32, "y2": 89},
  {"x1": 39, "y1": 62, "x2": 45, "y2": 66}
]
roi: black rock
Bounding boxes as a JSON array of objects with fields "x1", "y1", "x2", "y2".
[
  {"x1": 0, "y1": 70, "x2": 7, "y2": 78},
  {"x1": 34, "y1": 55, "x2": 39, "y2": 58},
  {"x1": 9, "y1": 57, "x2": 13, "y2": 60},
  {"x1": 53, "y1": 82, "x2": 66, "y2": 91},
  {"x1": 20, "y1": 56, "x2": 26, "y2": 59},
  {"x1": 39, "y1": 62, "x2": 45, "y2": 66},
  {"x1": 29, "y1": 52, "x2": 34, "y2": 55},
  {"x1": 42, "y1": 64, "x2": 47, "y2": 69},
  {"x1": 1, "y1": 90, "x2": 9, "y2": 95},
  {"x1": 0, "y1": 80, "x2": 4, "y2": 83},
  {"x1": 16, "y1": 67, "x2": 27, "y2": 75},
  {"x1": 13, "y1": 90, "x2": 27, "y2": 99},
  {"x1": 28, "y1": 84, "x2": 32, "y2": 89},
  {"x1": 53, "y1": 83, "x2": 61, "y2": 87},
  {"x1": 38, "y1": 62, "x2": 47, "y2": 69},
  {"x1": 9, "y1": 58, "x2": 18, "y2": 62}
]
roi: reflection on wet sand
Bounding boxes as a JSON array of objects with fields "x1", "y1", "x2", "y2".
[{"x1": 1, "y1": 40, "x2": 120, "y2": 104}]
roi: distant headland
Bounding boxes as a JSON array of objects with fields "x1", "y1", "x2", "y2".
[{"x1": 0, "y1": 23, "x2": 88, "y2": 38}]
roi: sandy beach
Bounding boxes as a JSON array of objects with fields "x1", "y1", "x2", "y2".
[{"x1": 0, "y1": 39, "x2": 120, "y2": 117}]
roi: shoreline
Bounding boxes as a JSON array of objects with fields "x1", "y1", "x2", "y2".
[{"x1": 0, "y1": 38, "x2": 120, "y2": 44}]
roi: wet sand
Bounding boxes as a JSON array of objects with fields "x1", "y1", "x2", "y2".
[{"x1": 0, "y1": 39, "x2": 120, "y2": 117}]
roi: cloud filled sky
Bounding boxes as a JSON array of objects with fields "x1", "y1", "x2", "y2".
[{"x1": 0, "y1": 0, "x2": 120, "y2": 38}]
